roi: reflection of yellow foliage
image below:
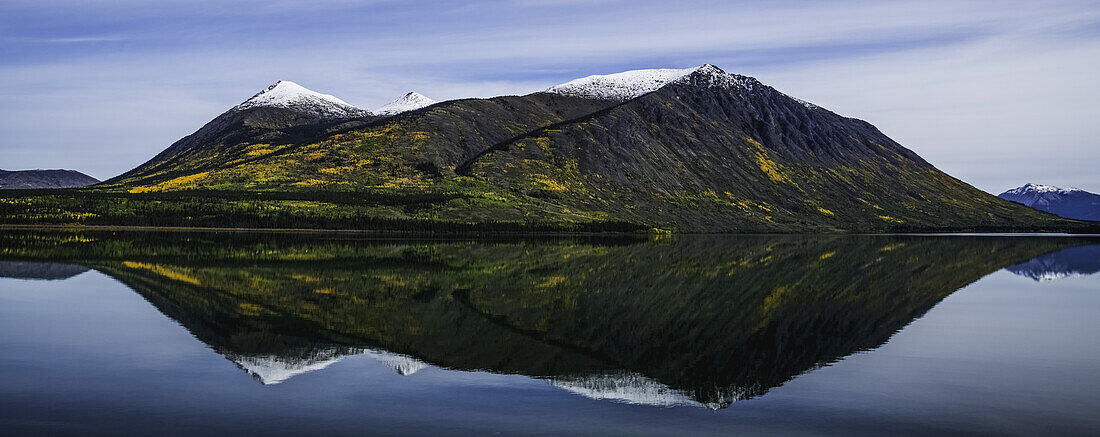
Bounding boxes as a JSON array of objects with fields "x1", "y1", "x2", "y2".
[
  {"x1": 537, "y1": 276, "x2": 567, "y2": 289},
  {"x1": 238, "y1": 303, "x2": 266, "y2": 316},
  {"x1": 122, "y1": 261, "x2": 202, "y2": 286},
  {"x1": 762, "y1": 285, "x2": 790, "y2": 313},
  {"x1": 819, "y1": 251, "x2": 836, "y2": 260}
]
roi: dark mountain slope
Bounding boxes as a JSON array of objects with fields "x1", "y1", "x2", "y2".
[
  {"x1": 464, "y1": 66, "x2": 1064, "y2": 231},
  {"x1": 103, "y1": 92, "x2": 611, "y2": 192},
  {"x1": 106, "y1": 81, "x2": 377, "y2": 186}
]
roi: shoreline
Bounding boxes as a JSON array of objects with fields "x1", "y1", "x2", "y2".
[{"x1": 2, "y1": 223, "x2": 1097, "y2": 237}]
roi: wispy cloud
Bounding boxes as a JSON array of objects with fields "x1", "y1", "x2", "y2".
[{"x1": 8, "y1": 36, "x2": 127, "y2": 43}]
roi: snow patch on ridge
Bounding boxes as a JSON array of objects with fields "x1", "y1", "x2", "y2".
[
  {"x1": 1002, "y1": 183, "x2": 1082, "y2": 196},
  {"x1": 376, "y1": 91, "x2": 437, "y2": 116},
  {"x1": 998, "y1": 183, "x2": 1085, "y2": 208},
  {"x1": 547, "y1": 64, "x2": 765, "y2": 101},
  {"x1": 546, "y1": 66, "x2": 703, "y2": 101},
  {"x1": 548, "y1": 371, "x2": 749, "y2": 409},
  {"x1": 236, "y1": 80, "x2": 371, "y2": 118}
]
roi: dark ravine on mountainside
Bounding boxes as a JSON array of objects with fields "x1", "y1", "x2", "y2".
[{"x1": 0, "y1": 65, "x2": 1083, "y2": 232}]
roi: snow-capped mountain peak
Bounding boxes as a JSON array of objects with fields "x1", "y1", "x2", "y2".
[
  {"x1": 235, "y1": 80, "x2": 371, "y2": 118},
  {"x1": 376, "y1": 91, "x2": 436, "y2": 116},
  {"x1": 546, "y1": 64, "x2": 762, "y2": 101},
  {"x1": 546, "y1": 66, "x2": 705, "y2": 101},
  {"x1": 1003, "y1": 183, "x2": 1081, "y2": 196},
  {"x1": 998, "y1": 183, "x2": 1100, "y2": 220}
]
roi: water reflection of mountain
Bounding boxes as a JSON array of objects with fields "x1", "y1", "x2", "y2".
[
  {"x1": 1005, "y1": 244, "x2": 1100, "y2": 281},
  {"x1": 0, "y1": 232, "x2": 1090, "y2": 408},
  {"x1": 0, "y1": 261, "x2": 89, "y2": 280}
]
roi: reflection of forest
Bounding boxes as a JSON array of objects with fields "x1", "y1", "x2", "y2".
[{"x1": 1, "y1": 232, "x2": 1089, "y2": 408}]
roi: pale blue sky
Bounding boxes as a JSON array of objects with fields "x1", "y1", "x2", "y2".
[{"x1": 1, "y1": 0, "x2": 1098, "y2": 192}]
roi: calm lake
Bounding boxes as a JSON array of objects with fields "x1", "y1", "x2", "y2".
[{"x1": 1, "y1": 231, "x2": 1098, "y2": 436}]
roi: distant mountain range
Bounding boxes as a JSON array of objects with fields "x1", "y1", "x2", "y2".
[
  {"x1": 1005, "y1": 244, "x2": 1100, "y2": 281},
  {"x1": 0, "y1": 65, "x2": 1082, "y2": 232},
  {"x1": 0, "y1": 169, "x2": 98, "y2": 189},
  {"x1": 998, "y1": 183, "x2": 1100, "y2": 221}
]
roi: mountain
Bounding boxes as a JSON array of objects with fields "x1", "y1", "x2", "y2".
[
  {"x1": 1, "y1": 65, "x2": 1083, "y2": 232},
  {"x1": 1006, "y1": 244, "x2": 1100, "y2": 281},
  {"x1": 105, "y1": 80, "x2": 375, "y2": 186},
  {"x1": 375, "y1": 91, "x2": 437, "y2": 116},
  {"x1": 0, "y1": 169, "x2": 99, "y2": 189},
  {"x1": 998, "y1": 183, "x2": 1100, "y2": 221}
]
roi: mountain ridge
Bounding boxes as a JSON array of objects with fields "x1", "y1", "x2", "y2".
[
  {"x1": 0, "y1": 169, "x2": 100, "y2": 189},
  {"x1": 0, "y1": 65, "x2": 1085, "y2": 233}
]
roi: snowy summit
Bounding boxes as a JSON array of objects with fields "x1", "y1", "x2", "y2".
[
  {"x1": 236, "y1": 80, "x2": 371, "y2": 119},
  {"x1": 544, "y1": 64, "x2": 752, "y2": 101},
  {"x1": 376, "y1": 91, "x2": 437, "y2": 116},
  {"x1": 1001, "y1": 183, "x2": 1082, "y2": 197},
  {"x1": 547, "y1": 66, "x2": 702, "y2": 101}
]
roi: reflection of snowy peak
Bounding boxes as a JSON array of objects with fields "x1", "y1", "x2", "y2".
[
  {"x1": 548, "y1": 372, "x2": 749, "y2": 409},
  {"x1": 376, "y1": 91, "x2": 436, "y2": 116},
  {"x1": 226, "y1": 346, "x2": 430, "y2": 384},
  {"x1": 228, "y1": 347, "x2": 354, "y2": 385},
  {"x1": 363, "y1": 350, "x2": 429, "y2": 375},
  {"x1": 1005, "y1": 245, "x2": 1100, "y2": 281},
  {"x1": 235, "y1": 80, "x2": 372, "y2": 119}
]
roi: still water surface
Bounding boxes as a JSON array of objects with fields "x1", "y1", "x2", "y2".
[{"x1": 0, "y1": 232, "x2": 1098, "y2": 436}]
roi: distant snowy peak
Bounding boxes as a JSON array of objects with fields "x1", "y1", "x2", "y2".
[
  {"x1": 235, "y1": 80, "x2": 372, "y2": 119},
  {"x1": 998, "y1": 183, "x2": 1100, "y2": 221},
  {"x1": 999, "y1": 183, "x2": 1083, "y2": 207},
  {"x1": 376, "y1": 91, "x2": 436, "y2": 116},
  {"x1": 1002, "y1": 183, "x2": 1082, "y2": 197},
  {"x1": 546, "y1": 64, "x2": 764, "y2": 101}
]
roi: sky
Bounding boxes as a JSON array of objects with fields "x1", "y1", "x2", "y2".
[{"x1": 1, "y1": 0, "x2": 1098, "y2": 193}]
